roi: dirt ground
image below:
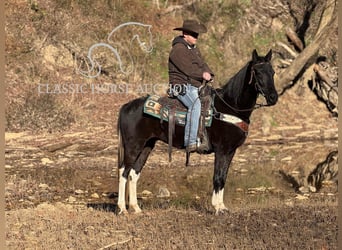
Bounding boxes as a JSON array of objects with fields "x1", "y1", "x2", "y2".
[{"x1": 5, "y1": 104, "x2": 338, "y2": 249}]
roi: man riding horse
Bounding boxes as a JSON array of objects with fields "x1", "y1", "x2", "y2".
[
  {"x1": 117, "y1": 20, "x2": 278, "y2": 214},
  {"x1": 168, "y1": 20, "x2": 214, "y2": 153}
]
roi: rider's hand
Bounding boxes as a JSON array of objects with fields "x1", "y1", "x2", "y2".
[{"x1": 202, "y1": 72, "x2": 212, "y2": 81}]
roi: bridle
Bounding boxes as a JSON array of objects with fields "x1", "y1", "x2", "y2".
[{"x1": 212, "y1": 62, "x2": 273, "y2": 112}]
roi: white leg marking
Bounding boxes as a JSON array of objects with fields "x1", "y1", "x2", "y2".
[
  {"x1": 129, "y1": 169, "x2": 141, "y2": 213},
  {"x1": 117, "y1": 168, "x2": 128, "y2": 214},
  {"x1": 212, "y1": 189, "x2": 228, "y2": 214}
]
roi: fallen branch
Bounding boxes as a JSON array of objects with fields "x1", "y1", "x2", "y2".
[
  {"x1": 97, "y1": 237, "x2": 132, "y2": 250},
  {"x1": 313, "y1": 64, "x2": 337, "y2": 89},
  {"x1": 245, "y1": 135, "x2": 338, "y2": 146},
  {"x1": 276, "y1": 41, "x2": 298, "y2": 58},
  {"x1": 285, "y1": 27, "x2": 304, "y2": 51},
  {"x1": 275, "y1": 13, "x2": 337, "y2": 90}
]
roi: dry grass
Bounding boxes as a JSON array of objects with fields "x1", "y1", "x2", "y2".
[
  {"x1": 6, "y1": 201, "x2": 337, "y2": 249},
  {"x1": 5, "y1": 145, "x2": 338, "y2": 249}
]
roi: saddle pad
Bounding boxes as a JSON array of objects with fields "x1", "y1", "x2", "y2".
[{"x1": 143, "y1": 95, "x2": 213, "y2": 127}]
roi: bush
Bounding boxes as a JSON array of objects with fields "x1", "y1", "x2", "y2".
[{"x1": 6, "y1": 87, "x2": 75, "y2": 132}]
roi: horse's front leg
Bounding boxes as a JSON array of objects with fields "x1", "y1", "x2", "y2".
[
  {"x1": 212, "y1": 150, "x2": 236, "y2": 215},
  {"x1": 117, "y1": 167, "x2": 142, "y2": 214},
  {"x1": 117, "y1": 167, "x2": 142, "y2": 215},
  {"x1": 128, "y1": 169, "x2": 141, "y2": 213}
]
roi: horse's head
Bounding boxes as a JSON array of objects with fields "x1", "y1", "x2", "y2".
[{"x1": 250, "y1": 49, "x2": 278, "y2": 106}]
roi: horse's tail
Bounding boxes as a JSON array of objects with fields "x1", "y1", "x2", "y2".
[
  {"x1": 117, "y1": 111, "x2": 124, "y2": 173},
  {"x1": 117, "y1": 110, "x2": 130, "y2": 207}
]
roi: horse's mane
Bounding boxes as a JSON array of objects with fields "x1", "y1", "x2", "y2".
[{"x1": 218, "y1": 61, "x2": 252, "y2": 105}]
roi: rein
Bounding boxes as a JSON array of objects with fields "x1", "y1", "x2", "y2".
[{"x1": 211, "y1": 62, "x2": 271, "y2": 113}]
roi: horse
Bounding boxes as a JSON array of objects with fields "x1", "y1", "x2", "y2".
[{"x1": 116, "y1": 49, "x2": 278, "y2": 215}]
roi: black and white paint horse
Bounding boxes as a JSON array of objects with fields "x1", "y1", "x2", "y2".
[{"x1": 117, "y1": 49, "x2": 278, "y2": 214}]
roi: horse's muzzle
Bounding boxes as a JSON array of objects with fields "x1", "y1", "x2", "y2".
[{"x1": 266, "y1": 92, "x2": 278, "y2": 106}]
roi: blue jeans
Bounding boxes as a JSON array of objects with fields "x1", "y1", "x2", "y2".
[{"x1": 177, "y1": 84, "x2": 201, "y2": 147}]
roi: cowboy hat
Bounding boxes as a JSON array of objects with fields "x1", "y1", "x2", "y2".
[{"x1": 174, "y1": 20, "x2": 207, "y2": 34}]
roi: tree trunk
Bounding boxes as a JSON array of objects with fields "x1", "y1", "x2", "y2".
[{"x1": 275, "y1": 2, "x2": 337, "y2": 91}]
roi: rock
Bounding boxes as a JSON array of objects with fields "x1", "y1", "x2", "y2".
[
  {"x1": 308, "y1": 185, "x2": 317, "y2": 193},
  {"x1": 67, "y1": 196, "x2": 77, "y2": 203},
  {"x1": 248, "y1": 186, "x2": 267, "y2": 193},
  {"x1": 281, "y1": 156, "x2": 292, "y2": 162},
  {"x1": 75, "y1": 189, "x2": 84, "y2": 195},
  {"x1": 295, "y1": 194, "x2": 309, "y2": 200},
  {"x1": 27, "y1": 196, "x2": 36, "y2": 201},
  {"x1": 141, "y1": 190, "x2": 153, "y2": 196},
  {"x1": 91, "y1": 193, "x2": 99, "y2": 199},
  {"x1": 157, "y1": 187, "x2": 170, "y2": 198},
  {"x1": 39, "y1": 183, "x2": 49, "y2": 189},
  {"x1": 53, "y1": 195, "x2": 62, "y2": 200},
  {"x1": 240, "y1": 168, "x2": 248, "y2": 174},
  {"x1": 299, "y1": 186, "x2": 309, "y2": 193},
  {"x1": 285, "y1": 199, "x2": 294, "y2": 207},
  {"x1": 41, "y1": 158, "x2": 54, "y2": 165}
]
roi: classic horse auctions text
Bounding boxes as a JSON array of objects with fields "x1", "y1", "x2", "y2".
[{"x1": 37, "y1": 83, "x2": 168, "y2": 95}]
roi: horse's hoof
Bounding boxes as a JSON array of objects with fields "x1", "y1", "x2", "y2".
[
  {"x1": 131, "y1": 205, "x2": 142, "y2": 214},
  {"x1": 117, "y1": 207, "x2": 128, "y2": 215},
  {"x1": 214, "y1": 206, "x2": 228, "y2": 215},
  {"x1": 133, "y1": 209, "x2": 142, "y2": 214}
]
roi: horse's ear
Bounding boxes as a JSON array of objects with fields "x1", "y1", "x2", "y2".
[
  {"x1": 265, "y1": 49, "x2": 272, "y2": 61},
  {"x1": 252, "y1": 49, "x2": 258, "y2": 62}
]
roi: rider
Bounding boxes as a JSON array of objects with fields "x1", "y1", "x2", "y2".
[{"x1": 168, "y1": 20, "x2": 214, "y2": 152}]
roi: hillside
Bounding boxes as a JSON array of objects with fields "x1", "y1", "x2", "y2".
[{"x1": 5, "y1": 0, "x2": 338, "y2": 132}]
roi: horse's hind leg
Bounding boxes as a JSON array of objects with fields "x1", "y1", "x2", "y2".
[
  {"x1": 118, "y1": 167, "x2": 128, "y2": 214},
  {"x1": 128, "y1": 141, "x2": 155, "y2": 213},
  {"x1": 118, "y1": 140, "x2": 155, "y2": 214}
]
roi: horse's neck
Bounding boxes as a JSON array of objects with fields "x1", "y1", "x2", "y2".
[
  {"x1": 237, "y1": 82, "x2": 258, "y2": 109},
  {"x1": 218, "y1": 67, "x2": 257, "y2": 119}
]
